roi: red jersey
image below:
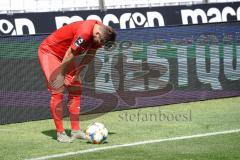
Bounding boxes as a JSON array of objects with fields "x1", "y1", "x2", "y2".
[{"x1": 40, "y1": 20, "x2": 103, "y2": 60}]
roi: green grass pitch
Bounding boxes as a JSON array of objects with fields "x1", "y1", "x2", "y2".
[{"x1": 0, "y1": 97, "x2": 240, "y2": 160}]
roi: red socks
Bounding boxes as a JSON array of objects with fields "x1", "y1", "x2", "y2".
[
  {"x1": 68, "y1": 95, "x2": 80, "y2": 131},
  {"x1": 50, "y1": 93, "x2": 64, "y2": 132},
  {"x1": 50, "y1": 93, "x2": 81, "y2": 132}
]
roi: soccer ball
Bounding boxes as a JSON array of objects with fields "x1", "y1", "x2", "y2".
[{"x1": 85, "y1": 122, "x2": 108, "y2": 144}]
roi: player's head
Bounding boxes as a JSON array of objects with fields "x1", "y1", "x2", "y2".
[{"x1": 93, "y1": 24, "x2": 117, "y2": 48}]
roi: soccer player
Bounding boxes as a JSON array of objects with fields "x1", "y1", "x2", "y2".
[{"x1": 38, "y1": 20, "x2": 116, "y2": 143}]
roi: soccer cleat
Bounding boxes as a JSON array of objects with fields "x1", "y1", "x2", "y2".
[
  {"x1": 71, "y1": 129, "x2": 86, "y2": 140},
  {"x1": 57, "y1": 131, "x2": 73, "y2": 143}
]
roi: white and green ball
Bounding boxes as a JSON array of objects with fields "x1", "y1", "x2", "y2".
[{"x1": 85, "y1": 122, "x2": 108, "y2": 144}]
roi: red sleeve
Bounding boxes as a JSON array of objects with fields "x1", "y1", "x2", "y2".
[{"x1": 71, "y1": 29, "x2": 91, "y2": 53}]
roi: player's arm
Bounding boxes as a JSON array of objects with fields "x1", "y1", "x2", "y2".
[
  {"x1": 51, "y1": 47, "x2": 78, "y2": 88},
  {"x1": 60, "y1": 47, "x2": 78, "y2": 75},
  {"x1": 72, "y1": 49, "x2": 97, "y2": 82},
  {"x1": 79, "y1": 49, "x2": 97, "y2": 69}
]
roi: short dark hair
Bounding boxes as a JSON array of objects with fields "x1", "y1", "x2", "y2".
[{"x1": 100, "y1": 25, "x2": 117, "y2": 45}]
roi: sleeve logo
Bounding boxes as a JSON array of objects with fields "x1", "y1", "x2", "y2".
[{"x1": 74, "y1": 36, "x2": 85, "y2": 47}]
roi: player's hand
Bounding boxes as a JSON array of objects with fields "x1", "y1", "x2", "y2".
[
  {"x1": 72, "y1": 74, "x2": 82, "y2": 83},
  {"x1": 51, "y1": 74, "x2": 65, "y2": 89}
]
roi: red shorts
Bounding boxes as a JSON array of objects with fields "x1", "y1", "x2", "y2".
[{"x1": 38, "y1": 44, "x2": 81, "y2": 94}]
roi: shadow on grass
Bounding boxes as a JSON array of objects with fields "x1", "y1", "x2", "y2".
[
  {"x1": 86, "y1": 141, "x2": 109, "y2": 144},
  {"x1": 108, "y1": 132, "x2": 116, "y2": 135},
  {"x1": 42, "y1": 130, "x2": 116, "y2": 141},
  {"x1": 42, "y1": 129, "x2": 71, "y2": 140}
]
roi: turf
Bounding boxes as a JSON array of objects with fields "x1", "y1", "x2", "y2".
[
  {"x1": 0, "y1": 97, "x2": 240, "y2": 160},
  {"x1": 55, "y1": 133, "x2": 240, "y2": 160}
]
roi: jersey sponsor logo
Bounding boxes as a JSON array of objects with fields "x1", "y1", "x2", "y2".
[{"x1": 74, "y1": 36, "x2": 85, "y2": 47}]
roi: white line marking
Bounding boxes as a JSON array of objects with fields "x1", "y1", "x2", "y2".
[{"x1": 26, "y1": 128, "x2": 240, "y2": 160}]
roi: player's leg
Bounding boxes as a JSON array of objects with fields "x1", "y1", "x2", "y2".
[
  {"x1": 65, "y1": 65, "x2": 86, "y2": 140},
  {"x1": 50, "y1": 93, "x2": 73, "y2": 143},
  {"x1": 38, "y1": 49, "x2": 72, "y2": 143},
  {"x1": 67, "y1": 85, "x2": 86, "y2": 140},
  {"x1": 67, "y1": 86, "x2": 81, "y2": 131}
]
